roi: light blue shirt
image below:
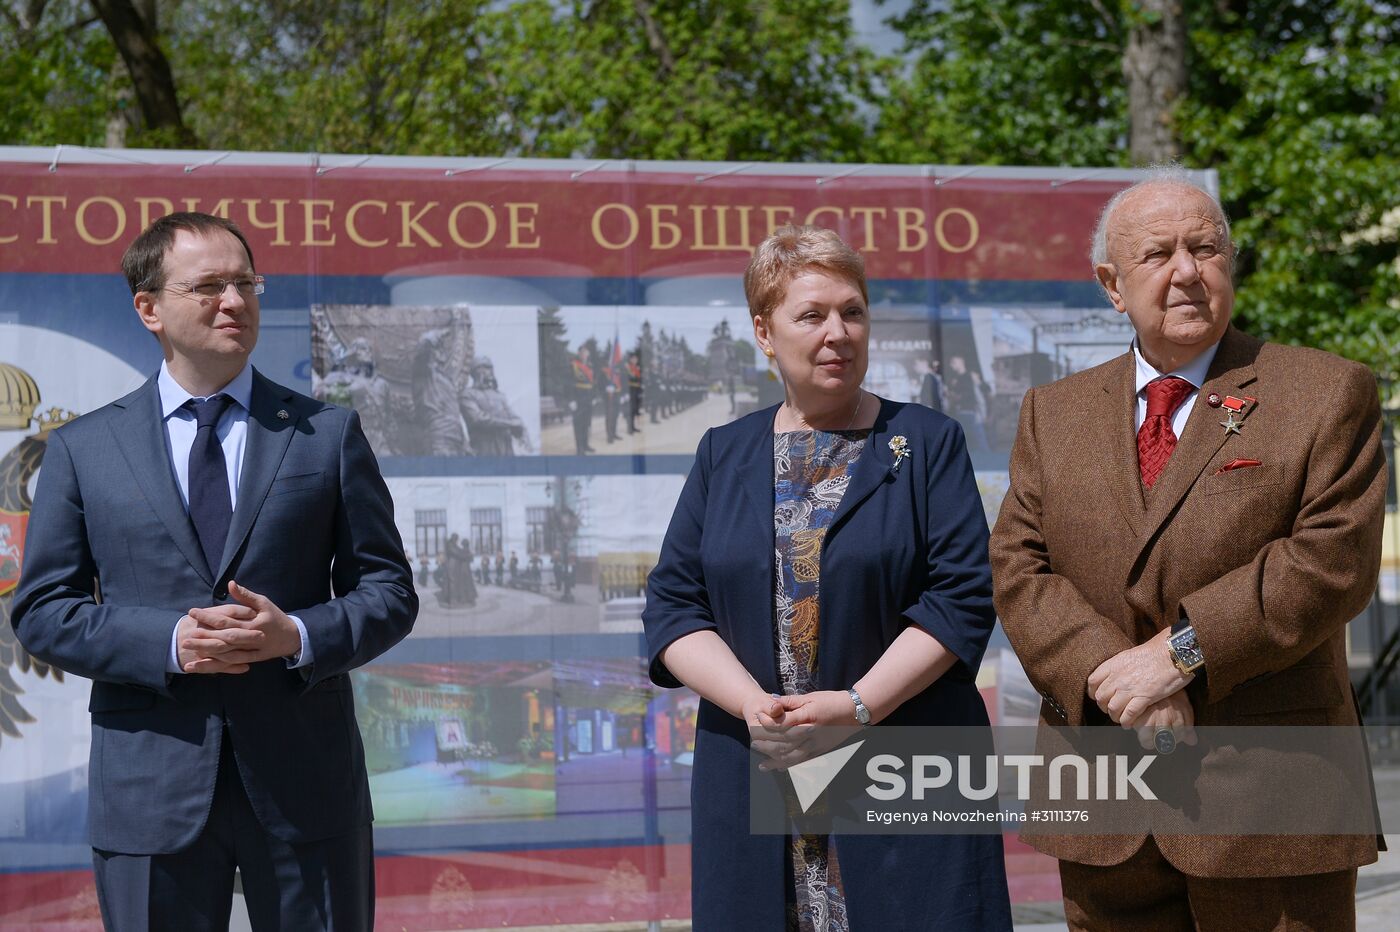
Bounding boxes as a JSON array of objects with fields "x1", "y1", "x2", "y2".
[
  {"x1": 158, "y1": 362, "x2": 311, "y2": 673},
  {"x1": 1132, "y1": 340, "x2": 1221, "y2": 437}
]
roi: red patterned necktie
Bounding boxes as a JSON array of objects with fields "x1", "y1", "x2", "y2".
[{"x1": 1138, "y1": 376, "x2": 1195, "y2": 489}]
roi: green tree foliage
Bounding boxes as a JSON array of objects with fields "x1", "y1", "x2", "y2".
[
  {"x1": 1178, "y1": 0, "x2": 1399, "y2": 378},
  {"x1": 162, "y1": 0, "x2": 876, "y2": 160},
  {"x1": 0, "y1": 0, "x2": 122, "y2": 146},
  {"x1": 874, "y1": 0, "x2": 1126, "y2": 166},
  {"x1": 880, "y1": 0, "x2": 1399, "y2": 381},
  {"x1": 169, "y1": 0, "x2": 488, "y2": 154},
  {"x1": 2, "y1": 0, "x2": 876, "y2": 158}
]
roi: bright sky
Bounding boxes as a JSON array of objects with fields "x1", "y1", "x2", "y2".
[{"x1": 851, "y1": 0, "x2": 912, "y2": 56}]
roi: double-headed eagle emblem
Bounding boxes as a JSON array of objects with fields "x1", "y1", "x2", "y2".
[{"x1": 0, "y1": 362, "x2": 75, "y2": 747}]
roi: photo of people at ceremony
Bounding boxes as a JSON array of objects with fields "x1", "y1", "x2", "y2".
[
  {"x1": 861, "y1": 305, "x2": 1137, "y2": 463},
  {"x1": 391, "y1": 474, "x2": 684, "y2": 638},
  {"x1": 353, "y1": 662, "x2": 557, "y2": 827},
  {"x1": 966, "y1": 304, "x2": 1138, "y2": 456},
  {"x1": 537, "y1": 305, "x2": 771, "y2": 455},
  {"x1": 550, "y1": 659, "x2": 678, "y2": 819},
  {"x1": 311, "y1": 304, "x2": 539, "y2": 458}
]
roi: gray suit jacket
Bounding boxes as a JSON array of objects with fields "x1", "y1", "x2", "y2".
[{"x1": 12, "y1": 369, "x2": 417, "y2": 854}]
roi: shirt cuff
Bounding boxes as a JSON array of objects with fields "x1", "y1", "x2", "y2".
[
  {"x1": 169, "y1": 615, "x2": 313, "y2": 672},
  {"x1": 166, "y1": 617, "x2": 183, "y2": 674},
  {"x1": 285, "y1": 615, "x2": 313, "y2": 669}
]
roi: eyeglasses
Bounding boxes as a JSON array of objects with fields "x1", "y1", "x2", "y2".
[{"x1": 163, "y1": 275, "x2": 266, "y2": 300}]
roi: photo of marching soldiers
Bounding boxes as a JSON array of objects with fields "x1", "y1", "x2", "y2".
[
  {"x1": 391, "y1": 473, "x2": 685, "y2": 637},
  {"x1": 537, "y1": 306, "x2": 772, "y2": 456},
  {"x1": 311, "y1": 304, "x2": 540, "y2": 458}
]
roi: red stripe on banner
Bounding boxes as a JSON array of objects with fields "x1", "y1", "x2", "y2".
[
  {"x1": 0, "y1": 838, "x2": 1059, "y2": 929},
  {"x1": 376, "y1": 844, "x2": 691, "y2": 928},
  {"x1": 0, "y1": 162, "x2": 1127, "y2": 280},
  {"x1": 0, "y1": 869, "x2": 105, "y2": 930}
]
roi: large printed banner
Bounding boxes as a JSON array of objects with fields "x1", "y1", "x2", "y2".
[
  {"x1": 0, "y1": 161, "x2": 1122, "y2": 280},
  {"x1": 0, "y1": 150, "x2": 1196, "y2": 928}
]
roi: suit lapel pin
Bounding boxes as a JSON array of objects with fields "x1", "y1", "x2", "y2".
[
  {"x1": 277, "y1": 409, "x2": 290, "y2": 420},
  {"x1": 1219, "y1": 395, "x2": 1246, "y2": 435},
  {"x1": 1206, "y1": 392, "x2": 1222, "y2": 408},
  {"x1": 888, "y1": 435, "x2": 909, "y2": 472}
]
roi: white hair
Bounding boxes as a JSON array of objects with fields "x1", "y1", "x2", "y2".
[{"x1": 1090, "y1": 165, "x2": 1232, "y2": 272}]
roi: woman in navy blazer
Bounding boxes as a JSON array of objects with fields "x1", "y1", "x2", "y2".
[{"x1": 643, "y1": 226, "x2": 1012, "y2": 930}]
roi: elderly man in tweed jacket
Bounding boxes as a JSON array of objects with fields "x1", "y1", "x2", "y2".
[{"x1": 990, "y1": 171, "x2": 1385, "y2": 931}]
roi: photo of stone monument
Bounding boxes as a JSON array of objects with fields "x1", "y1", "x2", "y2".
[{"x1": 311, "y1": 304, "x2": 540, "y2": 458}]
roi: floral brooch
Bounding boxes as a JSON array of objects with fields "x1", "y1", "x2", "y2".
[{"x1": 888, "y1": 435, "x2": 909, "y2": 472}]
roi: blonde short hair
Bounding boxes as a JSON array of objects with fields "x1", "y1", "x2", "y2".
[{"x1": 743, "y1": 224, "x2": 867, "y2": 321}]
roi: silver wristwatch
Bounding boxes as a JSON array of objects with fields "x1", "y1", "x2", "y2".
[
  {"x1": 847, "y1": 687, "x2": 871, "y2": 725},
  {"x1": 1167, "y1": 624, "x2": 1206, "y2": 676}
]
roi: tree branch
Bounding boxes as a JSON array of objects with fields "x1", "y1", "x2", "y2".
[
  {"x1": 1063, "y1": 37, "x2": 1122, "y2": 54},
  {"x1": 631, "y1": 0, "x2": 675, "y2": 77},
  {"x1": 1085, "y1": 0, "x2": 1119, "y2": 35},
  {"x1": 387, "y1": 23, "x2": 444, "y2": 147},
  {"x1": 65, "y1": 14, "x2": 99, "y2": 36},
  {"x1": 23, "y1": 0, "x2": 51, "y2": 32},
  {"x1": 1123, "y1": 0, "x2": 1185, "y2": 164},
  {"x1": 87, "y1": 0, "x2": 197, "y2": 145}
]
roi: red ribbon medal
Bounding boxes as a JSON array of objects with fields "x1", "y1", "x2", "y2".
[{"x1": 1219, "y1": 395, "x2": 1251, "y2": 435}]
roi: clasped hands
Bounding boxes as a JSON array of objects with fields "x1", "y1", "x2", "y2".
[
  {"x1": 1086, "y1": 626, "x2": 1197, "y2": 750},
  {"x1": 744, "y1": 690, "x2": 861, "y2": 772},
  {"x1": 175, "y1": 580, "x2": 301, "y2": 674}
]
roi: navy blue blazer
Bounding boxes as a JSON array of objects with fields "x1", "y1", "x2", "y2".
[
  {"x1": 643, "y1": 398, "x2": 1011, "y2": 930},
  {"x1": 12, "y1": 369, "x2": 417, "y2": 854}
]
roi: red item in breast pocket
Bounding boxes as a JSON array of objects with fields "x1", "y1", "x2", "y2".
[{"x1": 1215, "y1": 458, "x2": 1262, "y2": 475}]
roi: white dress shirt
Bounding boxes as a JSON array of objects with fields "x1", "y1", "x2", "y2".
[
  {"x1": 1132, "y1": 340, "x2": 1222, "y2": 435},
  {"x1": 158, "y1": 362, "x2": 311, "y2": 673}
]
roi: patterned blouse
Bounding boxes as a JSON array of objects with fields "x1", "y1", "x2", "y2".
[{"x1": 773, "y1": 427, "x2": 869, "y2": 932}]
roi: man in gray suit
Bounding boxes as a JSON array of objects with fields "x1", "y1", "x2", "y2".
[{"x1": 12, "y1": 212, "x2": 418, "y2": 930}]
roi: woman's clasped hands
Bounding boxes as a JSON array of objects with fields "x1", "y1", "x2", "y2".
[{"x1": 745, "y1": 691, "x2": 863, "y2": 772}]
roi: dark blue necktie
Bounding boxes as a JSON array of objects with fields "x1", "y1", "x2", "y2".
[{"x1": 187, "y1": 395, "x2": 234, "y2": 572}]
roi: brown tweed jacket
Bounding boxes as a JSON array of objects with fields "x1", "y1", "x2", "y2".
[{"x1": 990, "y1": 325, "x2": 1386, "y2": 877}]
